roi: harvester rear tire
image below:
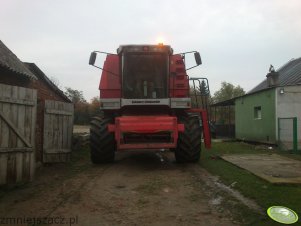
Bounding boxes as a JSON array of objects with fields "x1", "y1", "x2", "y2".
[
  {"x1": 175, "y1": 114, "x2": 202, "y2": 163},
  {"x1": 90, "y1": 116, "x2": 116, "y2": 164}
]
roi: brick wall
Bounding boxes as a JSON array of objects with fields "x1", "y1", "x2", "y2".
[{"x1": 0, "y1": 68, "x2": 31, "y2": 87}]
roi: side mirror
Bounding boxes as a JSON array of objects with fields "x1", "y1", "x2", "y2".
[
  {"x1": 194, "y1": 52, "x2": 202, "y2": 65},
  {"x1": 89, "y1": 52, "x2": 97, "y2": 65}
]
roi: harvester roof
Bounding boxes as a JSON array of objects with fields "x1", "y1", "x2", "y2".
[{"x1": 117, "y1": 44, "x2": 173, "y2": 55}]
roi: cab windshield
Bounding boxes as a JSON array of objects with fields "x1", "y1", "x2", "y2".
[{"x1": 122, "y1": 53, "x2": 168, "y2": 99}]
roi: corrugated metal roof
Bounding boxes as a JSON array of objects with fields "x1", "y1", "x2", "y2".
[
  {"x1": 210, "y1": 97, "x2": 235, "y2": 107},
  {"x1": 248, "y1": 57, "x2": 301, "y2": 94},
  {"x1": 24, "y1": 63, "x2": 71, "y2": 103},
  {"x1": 0, "y1": 40, "x2": 37, "y2": 79}
]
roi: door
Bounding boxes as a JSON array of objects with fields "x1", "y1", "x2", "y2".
[
  {"x1": 43, "y1": 100, "x2": 74, "y2": 162},
  {"x1": 0, "y1": 84, "x2": 37, "y2": 185}
]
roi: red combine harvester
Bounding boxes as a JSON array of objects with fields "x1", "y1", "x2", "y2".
[{"x1": 89, "y1": 44, "x2": 211, "y2": 164}]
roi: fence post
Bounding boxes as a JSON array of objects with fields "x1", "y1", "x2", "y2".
[
  {"x1": 278, "y1": 118, "x2": 280, "y2": 149},
  {"x1": 293, "y1": 117, "x2": 298, "y2": 153}
]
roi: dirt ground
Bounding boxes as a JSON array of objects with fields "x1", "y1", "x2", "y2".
[{"x1": 0, "y1": 150, "x2": 261, "y2": 226}]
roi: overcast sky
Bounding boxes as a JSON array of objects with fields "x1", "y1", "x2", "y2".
[{"x1": 1, "y1": 0, "x2": 301, "y2": 101}]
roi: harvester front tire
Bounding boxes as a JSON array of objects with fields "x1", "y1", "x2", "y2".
[
  {"x1": 90, "y1": 116, "x2": 116, "y2": 164},
  {"x1": 175, "y1": 114, "x2": 202, "y2": 163}
]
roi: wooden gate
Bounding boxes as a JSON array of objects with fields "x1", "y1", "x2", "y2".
[
  {"x1": 0, "y1": 84, "x2": 37, "y2": 185},
  {"x1": 43, "y1": 100, "x2": 74, "y2": 162}
]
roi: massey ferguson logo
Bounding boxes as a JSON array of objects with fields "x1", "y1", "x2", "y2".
[{"x1": 132, "y1": 100, "x2": 160, "y2": 104}]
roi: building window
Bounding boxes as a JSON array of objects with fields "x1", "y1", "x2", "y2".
[{"x1": 254, "y1": 106, "x2": 262, "y2": 119}]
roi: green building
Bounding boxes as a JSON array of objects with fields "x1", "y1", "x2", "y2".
[{"x1": 235, "y1": 58, "x2": 301, "y2": 149}]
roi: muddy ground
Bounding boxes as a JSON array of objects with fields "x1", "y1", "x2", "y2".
[{"x1": 0, "y1": 150, "x2": 262, "y2": 226}]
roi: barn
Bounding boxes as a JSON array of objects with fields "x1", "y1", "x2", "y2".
[{"x1": 0, "y1": 40, "x2": 73, "y2": 185}]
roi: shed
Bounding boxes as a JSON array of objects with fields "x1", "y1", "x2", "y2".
[
  {"x1": 210, "y1": 98, "x2": 236, "y2": 138},
  {"x1": 0, "y1": 40, "x2": 74, "y2": 185},
  {"x1": 235, "y1": 58, "x2": 301, "y2": 151}
]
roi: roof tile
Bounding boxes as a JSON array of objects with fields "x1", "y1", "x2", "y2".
[{"x1": 0, "y1": 40, "x2": 37, "y2": 79}]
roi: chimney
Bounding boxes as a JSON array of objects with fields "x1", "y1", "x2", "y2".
[{"x1": 266, "y1": 65, "x2": 279, "y2": 87}]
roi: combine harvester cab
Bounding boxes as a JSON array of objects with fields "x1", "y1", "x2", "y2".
[{"x1": 89, "y1": 44, "x2": 211, "y2": 164}]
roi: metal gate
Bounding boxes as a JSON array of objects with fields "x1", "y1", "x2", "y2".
[
  {"x1": 43, "y1": 100, "x2": 74, "y2": 162},
  {"x1": 0, "y1": 84, "x2": 37, "y2": 185},
  {"x1": 278, "y1": 117, "x2": 298, "y2": 153}
]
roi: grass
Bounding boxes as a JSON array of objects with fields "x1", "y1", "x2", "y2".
[
  {"x1": 68, "y1": 145, "x2": 91, "y2": 172},
  {"x1": 136, "y1": 197, "x2": 150, "y2": 207},
  {"x1": 135, "y1": 177, "x2": 166, "y2": 195},
  {"x1": 200, "y1": 141, "x2": 301, "y2": 225}
]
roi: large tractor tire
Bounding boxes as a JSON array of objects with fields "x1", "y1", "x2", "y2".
[
  {"x1": 90, "y1": 116, "x2": 116, "y2": 164},
  {"x1": 175, "y1": 114, "x2": 202, "y2": 163}
]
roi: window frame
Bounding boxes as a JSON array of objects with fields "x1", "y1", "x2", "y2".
[{"x1": 254, "y1": 106, "x2": 262, "y2": 120}]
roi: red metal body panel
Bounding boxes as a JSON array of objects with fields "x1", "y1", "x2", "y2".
[
  {"x1": 169, "y1": 54, "x2": 189, "y2": 97},
  {"x1": 99, "y1": 55, "x2": 121, "y2": 98},
  {"x1": 108, "y1": 116, "x2": 184, "y2": 150},
  {"x1": 186, "y1": 109, "x2": 211, "y2": 149}
]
